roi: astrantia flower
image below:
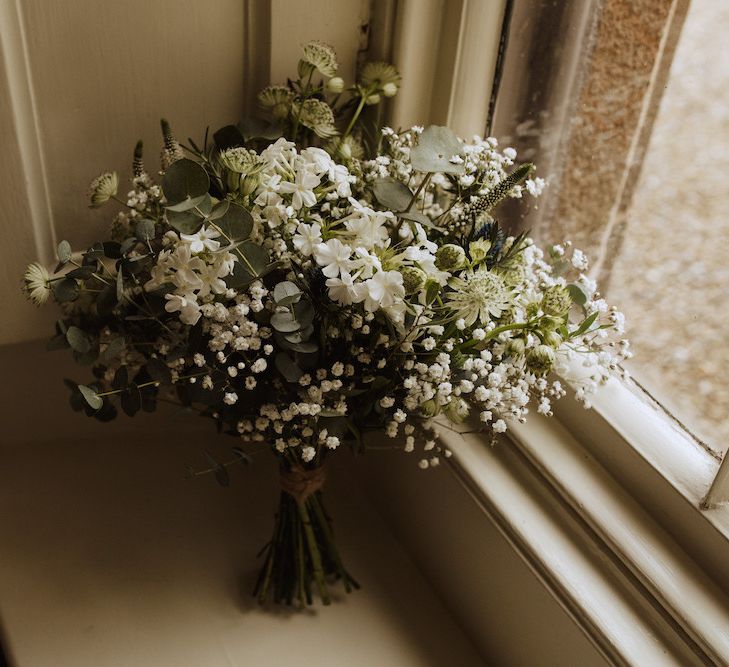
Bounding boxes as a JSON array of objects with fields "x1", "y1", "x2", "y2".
[
  {"x1": 360, "y1": 62, "x2": 400, "y2": 94},
  {"x1": 88, "y1": 172, "x2": 118, "y2": 208},
  {"x1": 23, "y1": 262, "x2": 51, "y2": 305},
  {"x1": 293, "y1": 99, "x2": 338, "y2": 138},
  {"x1": 447, "y1": 269, "x2": 510, "y2": 326},
  {"x1": 300, "y1": 41, "x2": 338, "y2": 78},
  {"x1": 257, "y1": 85, "x2": 294, "y2": 119},
  {"x1": 219, "y1": 147, "x2": 265, "y2": 175}
]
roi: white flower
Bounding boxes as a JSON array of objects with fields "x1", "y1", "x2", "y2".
[
  {"x1": 314, "y1": 238, "x2": 353, "y2": 278},
  {"x1": 326, "y1": 271, "x2": 364, "y2": 305},
  {"x1": 224, "y1": 392, "x2": 238, "y2": 405},
  {"x1": 362, "y1": 270, "x2": 405, "y2": 311},
  {"x1": 180, "y1": 226, "x2": 221, "y2": 254},
  {"x1": 571, "y1": 248, "x2": 589, "y2": 270},
  {"x1": 447, "y1": 269, "x2": 511, "y2": 326},
  {"x1": 293, "y1": 222, "x2": 323, "y2": 256},
  {"x1": 23, "y1": 262, "x2": 51, "y2": 305},
  {"x1": 301, "y1": 446, "x2": 316, "y2": 463},
  {"x1": 164, "y1": 292, "x2": 201, "y2": 325},
  {"x1": 279, "y1": 167, "x2": 320, "y2": 210},
  {"x1": 492, "y1": 419, "x2": 507, "y2": 433}
]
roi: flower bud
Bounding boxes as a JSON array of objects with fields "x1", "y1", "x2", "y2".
[
  {"x1": 435, "y1": 244, "x2": 466, "y2": 271},
  {"x1": 382, "y1": 82, "x2": 398, "y2": 97},
  {"x1": 419, "y1": 399, "x2": 440, "y2": 418},
  {"x1": 526, "y1": 344, "x2": 556, "y2": 376},
  {"x1": 400, "y1": 266, "x2": 427, "y2": 295},
  {"x1": 543, "y1": 330, "x2": 563, "y2": 348},
  {"x1": 445, "y1": 398, "x2": 469, "y2": 424},
  {"x1": 365, "y1": 93, "x2": 381, "y2": 105},
  {"x1": 469, "y1": 239, "x2": 492, "y2": 264},
  {"x1": 540, "y1": 315, "x2": 562, "y2": 331},
  {"x1": 542, "y1": 285, "x2": 572, "y2": 316},
  {"x1": 272, "y1": 102, "x2": 290, "y2": 119},
  {"x1": 505, "y1": 337, "x2": 526, "y2": 358},
  {"x1": 326, "y1": 76, "x2": 345, "y2": 94}
]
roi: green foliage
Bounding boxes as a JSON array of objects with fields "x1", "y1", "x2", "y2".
[
  {"x1": 372, "y1": 177, "x2": 412, "y2": 211},
  {"x1": 566, "y1": 283, "x2": 588, "y2": 306},
  {"x1": 162, "y1": 158, "x2": 210, "y2": 205},
  {"x1": 410, "y1": 126, "x2": 465, "y2": 174},
  {"x1": 53, "y1": 277, "x2": 79, "y2": 303},
  {"x1": 56, "y1": 240, "x2": 72, "y2": 265},
  {"x1": 273, "y1": 281, "x2": 302, "y2": 307},
  {"x1": 78, "y1": 384, "x2": 102, "y2": 411}
]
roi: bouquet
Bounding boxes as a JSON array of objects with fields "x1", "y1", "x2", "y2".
[{"x1": 23, "y1": 42, "x2": 629, "y2": 607}]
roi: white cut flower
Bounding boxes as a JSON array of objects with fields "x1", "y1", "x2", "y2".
[
  {"x1": 326, "y1": 272, "x2": 364, "y2": 305},
  {"x1": 447, "y1": 269, "x2": 511, "y2": 326},
  {"x1": 23, "y1": 262, "x2": 51, "y2": 305},
  {"x1": 292, "y1": 222, "x2": 322, "y2": 256},
  {"x1": 164, "y1": 292, "x2": 201, "y2": 325},
  {"x1": 314, "y1": 238, "x2": 352, "y2": 278},
  {"x1": 279, "y1": 167, "x2": 320, "y2": 210},
  {"x1": 180, "y1": 226, "x2": 221, "y2": 254},
  {"x1": 363, "y1": 270, "x2": 405, "y2": 311}
]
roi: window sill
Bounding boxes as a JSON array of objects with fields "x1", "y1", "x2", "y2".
[{"x1": 434, "y1": 371, "x2": 729, "y2": 665}]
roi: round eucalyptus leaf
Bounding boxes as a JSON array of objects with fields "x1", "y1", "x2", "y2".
[
  {"x1": 397, "y1": 210, "x2": 434, "y2": 227},
  {"x1": 410, "y1": 125, "x2": 465, "y2": 174},
  {"x1": 53, "y1": 277, "x2": 79, "y2": 303},
  {"x1": 162, "y1": 158, "x2": 210, "y2": 204},
  {"x1": 67, "y1": 265, "x2": 95, "y2": 280},
  {"x1": 66, "y1": 326, "x2": 91, "y2": 353},
  {"x1": 135, "y1": 219, "x2": 156, "y2": 242},
  {"x1": 566, "y1": 283, "x2": 588, "y2": 306},
  {"x1": 165, "y1": 193, "x2": 208, "y2": 212},
  {"x1": 294, "y1": 300, "x2": 315, "y2": 330},
  {"x1": 166, "y1": 208, "x2": 204, "y2": 235},
  {"x1": 372, "y1": 178, "x2": 412, "y2": 212},
  {"x1": 275, "y1": 352, "x2": 303, "y2": 383},
  {"x1": 273, "y1": 281, "x2": 301, "y2": 306},
  {"x1": 78, "y1": 384, "x2": 102, "y2": 411},
  {"x1": 271, "y1": 311, "x2": 300, "y2": 333},
  {"x1": 56, "y1": 240, "x2": 72, "y2": 264},
  {"x1": 214, "y1": 203, "x2": 253, "y2": 242},
  {"x1": 101, "y1": 336, "x2": 125, "y2": 364}
]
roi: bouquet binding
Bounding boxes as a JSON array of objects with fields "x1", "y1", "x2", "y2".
[{"x1": 23, "y1": 41, "x2": 629, "y2": 607}]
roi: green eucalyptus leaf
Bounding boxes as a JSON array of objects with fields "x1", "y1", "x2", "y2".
[
  {"x1": 56, "y1": 240, "x2": 72, "y2": 264},
  {"x1": 78, "y1": 384, "x2": 102, "y2": 411},
  {"x1": 135, "y1": 219, "x2": 156, "y2": 242},
  {"x1": 273, "y1": 281, "x2": 301, "y2": 306},
  {"x1": 209, "y1": 200, "x2": 230, "y2": 220},
  {"x1": 102, "y1": 241, "x2": 122, "y2": 259},
  {"x1": 162, "y1": 158, "x2": 210, "y2": 204},
  {"x1": 66, "y1": 326, "x2": 91, "y2": 353},
  {"x1": 294, "y1": 300, "x2": 315, "y2": 330},
  {"x1": 121, "y1": 383, "x2": 141, "y2": 417},
  {"x1": 410, "y1": 125, "x2": 465, "y2": 174},
  {"x1": 112, "y1": 366, "x2": 128, "y2": 390},
  {"x1": 397, "y1": 210, "x2": 434, "y2": 227},
  {"x1": 53, "y1": 277, "x2": 79, "y2": 303},
  {"x1": 166, "y1": 208, "x2": 204, "y2": 235},
  {"x1": 214, "y1": 203, "x2": 253, "y2": 242},
  {"x1": 165, "y1": 194, "x2": 208, "y2": 212},
  {"x1": 271, "y1": 310, "x2": 300, "y2": 333},
  {"x1": 101, "y1": 336, "x2": 125, "y2": 364},
  {"x1": 275, "y1": 352, "x2": 303, "y2": 383},
  {"x1": 372, "y1": 178, "x2": 412, "y2": 211},
  {"x1": 119, "y1": 238, "x2": 136, "y2": 255},
  {"x1": 225, "y1": 243, "x2": 270, "y2": 287},
  {"x1": 287, "y1": 340, "x2": 318, "y2": 354},
  {"x1": 146, "y1": 357, "x2": 172, "y2": 385},
  {"x1": 67, "y1": 266, "x2": 94, "y2": 280}
]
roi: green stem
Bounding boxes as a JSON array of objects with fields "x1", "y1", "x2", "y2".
[
  {"x1": 292, "y1": 70, "x2": 314, "y2": 142},
  {"x1": 298, "y1": 499, "x2": 330, "y2": 605}
]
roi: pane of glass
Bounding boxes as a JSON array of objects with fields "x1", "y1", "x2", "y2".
[{"x1": 608, "y1": 0, "x2": 729, "y2": 454}]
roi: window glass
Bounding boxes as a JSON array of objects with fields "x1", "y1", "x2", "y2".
[{"x1": 608, "y1": 0, "x2": 729, "y2": 454}]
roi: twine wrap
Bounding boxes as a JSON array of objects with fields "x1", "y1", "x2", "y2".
[{"x1": 280, "y1": 464, "x2": 327, "y2": 504}]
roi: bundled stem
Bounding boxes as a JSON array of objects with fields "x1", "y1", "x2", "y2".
[{"x1": 253, "y1": 467, "x2": 358, "y2": 607}]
